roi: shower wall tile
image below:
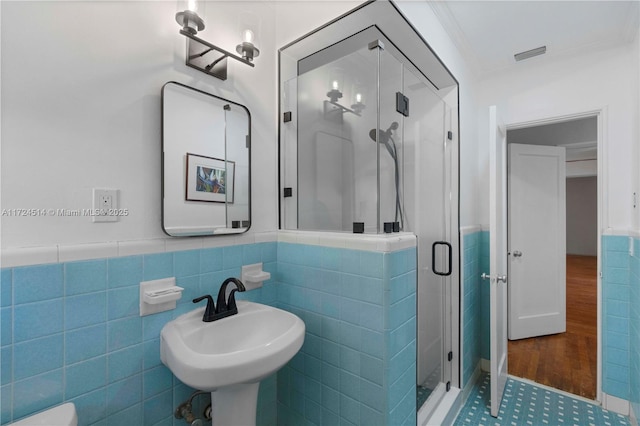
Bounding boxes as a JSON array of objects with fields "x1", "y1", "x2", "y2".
[
  {"x1": 276, "y1": 243, "x2": 417, "y2": 426},
  {"x1": 461, "y1": 230, "x2": 483, "y2": 387},
  {"x1": 0, "y1": 243, "x2": 278, "y2": 426}
]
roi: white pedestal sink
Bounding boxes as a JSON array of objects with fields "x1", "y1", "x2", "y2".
[{"x1": 160, "y1": 301, "x2": 305, "y2": 426}]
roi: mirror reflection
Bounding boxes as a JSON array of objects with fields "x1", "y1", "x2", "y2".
[{"x1": 162, "y1": 82, "x2": 251, "y2": 236}]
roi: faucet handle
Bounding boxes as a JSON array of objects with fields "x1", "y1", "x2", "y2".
[{"x1": 193, "y1": 295, "x2": 216, "y2": 322}]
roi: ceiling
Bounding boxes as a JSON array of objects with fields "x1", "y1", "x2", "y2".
[{"x1": 428, "y1": 1, "x2": 640, "y2": 77}]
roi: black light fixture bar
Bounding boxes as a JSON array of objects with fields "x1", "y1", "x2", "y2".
[{"x1": 180, "y1": 30, "x2": 255, "y2": 80}]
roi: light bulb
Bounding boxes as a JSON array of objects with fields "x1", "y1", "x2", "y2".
[
  {"x1": 243, "y1": 29, "x2": 255, "y2": 44},
  {"x1": 332, "y1": 80, "x2": 339, "y2": 90},
  {"x1": 187, "y1": 0, "x2": 198, "y2": 12},
  {"x1": 356, "y1": 93, "x2": 362, "y2": 103}
]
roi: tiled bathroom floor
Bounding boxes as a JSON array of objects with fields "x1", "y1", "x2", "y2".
[{"x1": 453, "y1": 373, "x2": 631, "y2": 426}]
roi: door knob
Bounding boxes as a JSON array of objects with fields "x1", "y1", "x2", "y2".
[
  {"x1": 513, "y1": 250, "x2": 522, "y2": 258},
  {"x1": 481, "y1": 273, "x2": 508, "y2": 283}
]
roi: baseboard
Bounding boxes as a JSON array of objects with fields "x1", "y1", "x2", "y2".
[{"x1": 601, "y1": 392, "x2": 630, "y2": 416}]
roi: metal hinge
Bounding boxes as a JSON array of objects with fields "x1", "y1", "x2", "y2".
[
  {"x1": 396, "y1": 92, "x2": 409, "y2": 117},
  {"x1": 447, "y1": 351, "x2": 453, "y2": 362},
  {"x1": 446, "y1": 381, "x2": 451, "y2": 392},
  {"x1": 283, "y1": 111, "x2": 292, "y2": 122},
  {"x1": 448, "y1": 131, "x2": 453, "y2": 140},
  {"x1": 283, "y1": 188, "x2": 292, "y2": 198},
  {"x1": 368, "y1": 39, "x2": 385, "y2": 50}
]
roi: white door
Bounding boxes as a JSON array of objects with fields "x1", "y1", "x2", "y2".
[
  {"x1": 488, "y1": 106, "x2": 508, "y2": 417},
  {"x1": 508, "y1": 143, "x2": 566, "y2": 340}
]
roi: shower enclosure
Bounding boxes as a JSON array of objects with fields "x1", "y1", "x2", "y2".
[{"x1": 279, "y1": 2, "x2": 459, "y2": 421}]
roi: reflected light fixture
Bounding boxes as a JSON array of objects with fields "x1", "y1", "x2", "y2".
[
  {"x1": 324, "y1": 80, "x2": 362, "y2": 119},
  {"x1": 236, "y1": 29, "x2": 260, "y2": 62},
  {"x1": 175, "y1": 0, "x2": 259, "y2": 81},
  {"x1": 351, "y1": 92, "x2": 366, "y2": 114},
  {"x1": 326, "y1": 80, "x2": 343, "y2": 103}
]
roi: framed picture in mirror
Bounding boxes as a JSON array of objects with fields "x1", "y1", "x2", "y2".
[{"x1": 185, "y1": 152, "x2": 235, "y2": 203}]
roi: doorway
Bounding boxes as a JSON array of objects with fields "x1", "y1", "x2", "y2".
[{"x1": 505, "y1": 115, "x2": 599, "y2": 400}]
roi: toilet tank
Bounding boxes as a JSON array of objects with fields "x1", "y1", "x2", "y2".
[{"x1": 11, "y1": 403, "x2": 77, "y2": 426}]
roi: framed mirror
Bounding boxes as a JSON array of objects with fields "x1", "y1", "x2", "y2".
[{"x1": 162, "y1": 82, "x2": 251, "y2": 236}]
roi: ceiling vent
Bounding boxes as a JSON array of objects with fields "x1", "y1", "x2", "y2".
[{"x1": 514, "y1": 46, "x2": 547, "y2": 62}]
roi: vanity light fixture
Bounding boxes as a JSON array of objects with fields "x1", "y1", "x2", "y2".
[
  {"x1": 236, "y1": 29, "x2": 260, "y2": 62},
  {"x1": 175, "y1": 0, "x2": 258, "y2": 81},
  {"x1": 175, "y1": 0, "x2": 204, "y2": 35}
]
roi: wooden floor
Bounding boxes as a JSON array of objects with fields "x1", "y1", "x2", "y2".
[{"x1": 508, "y1": 255, "x2": 597, "y2": 399}]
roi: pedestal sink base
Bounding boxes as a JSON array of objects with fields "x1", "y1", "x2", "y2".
[{"x1": 211, "y1": 382, "x2": 260, "y2": 426}]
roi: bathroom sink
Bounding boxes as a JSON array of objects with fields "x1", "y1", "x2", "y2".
[{"x1": 160, "y1": 300, "x2": 305, "y2": 392}]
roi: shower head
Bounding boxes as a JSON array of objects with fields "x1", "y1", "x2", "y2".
[{"x1": 369, "y1": 122, "x2": 399, "y2": 144}]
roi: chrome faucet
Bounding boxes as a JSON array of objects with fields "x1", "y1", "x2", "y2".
[{"x1": 193, "y1": 277, "x2": 246, "y2": 322}]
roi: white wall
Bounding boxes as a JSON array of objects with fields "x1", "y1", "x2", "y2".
[
  {"x1": 477, "y1": 40, "x2": 640, "y2": 230},
  {"x1": 1, "y1": 1, "x2": 280, "y2": 249},
  {"x1": 396, "y1": 2, "x2": 482, "y2": 228},
  {"x1": 1, "y1": 0, "x2": 481, "y2": 253}
]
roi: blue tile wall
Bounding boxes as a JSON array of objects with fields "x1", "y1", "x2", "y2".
[
  {"x1": 0, "y1": 242, "x2": 278, "y2": 426},
  {"x1": 276, "y1": 243, "x2": 417, "y2": 426},
  {"x1": 630, "y1": 236, "x2": 640, "y2": 419},
  {"x1": 479, "y1": 231, "x2": 490, "y2": 362},
  {"x1": 602, "y1": 235, "x2": 631, "y2": 400},
  {"x1": 461, "y1": 231, "x2": 482, "y2": 387},
  {"x1": 0, "y1": 239, "x2": 416, "y2": 426},
  {"x1": 466, "y1": 232, "x2": 636, "y2": 407}
]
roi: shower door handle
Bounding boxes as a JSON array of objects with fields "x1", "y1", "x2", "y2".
[{"x1": 432, "y1": 241, "x2": 452, "y2": 276}]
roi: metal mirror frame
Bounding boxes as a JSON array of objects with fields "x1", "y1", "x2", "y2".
[{"x1": 161, "y1": 81, "x2": 252, "y2": 237}]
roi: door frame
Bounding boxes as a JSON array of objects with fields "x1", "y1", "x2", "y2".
[{"x1": 504, "y1": 107, "x2": 605, "y2": 403}]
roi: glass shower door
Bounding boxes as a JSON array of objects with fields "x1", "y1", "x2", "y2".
[{"x1": 403, "y1": 67, "x2": 455, "y2": 410}]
